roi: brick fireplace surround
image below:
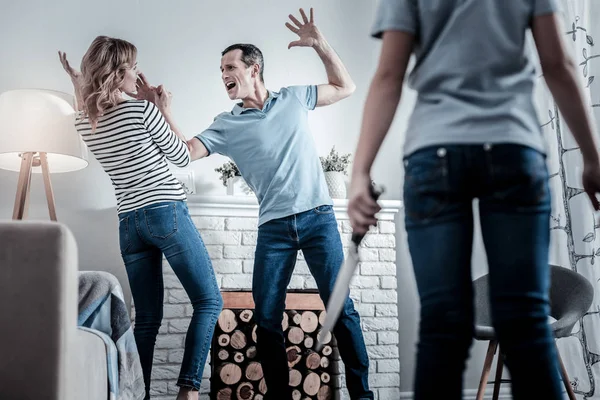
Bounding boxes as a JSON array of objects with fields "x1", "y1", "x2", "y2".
[{"x1": 146, "y1": 195, "x2": 402, "y2": 400}]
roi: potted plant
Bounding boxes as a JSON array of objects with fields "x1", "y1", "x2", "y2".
[
  {"x1": 320, "y1": 146, "x2": 351, "y2": 199},
  {"x1": 215, "y1": 160, "x2": 252, "y2": 196}
]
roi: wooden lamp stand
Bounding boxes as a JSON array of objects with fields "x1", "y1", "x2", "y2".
[{"x1": 12, "y1": 151, "x2": 57, "y2": 221}]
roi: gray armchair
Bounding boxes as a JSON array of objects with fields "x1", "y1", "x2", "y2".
[{"x1": 0, "y1": 221, "x2": 108, "y2": 400}]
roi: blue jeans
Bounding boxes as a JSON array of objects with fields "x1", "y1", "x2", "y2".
[
  {"x1": 404, "y1": 144, "x2": 563, "y2": 399},
  {"x1": 252, "y1": 205, "x2": 374, "y2": 400},
  {"x1": 118, "y1": 201, "x2": 223, "y2": 399}
]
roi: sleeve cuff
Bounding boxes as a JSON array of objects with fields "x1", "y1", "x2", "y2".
[
  {"x1": 371, "y1": 22, "x2": 416, "y2": 39},
  {"x1": 195, "y1": 135, "x2": 212, "y2": 156},
  {"x1": 309, "y1": 85, "x2": 318, "y2": 110},
  {"x1": 534, "y1": 0, "x2": 560, "y2": 16}
]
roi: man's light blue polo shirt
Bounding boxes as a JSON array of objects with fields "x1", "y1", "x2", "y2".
[{"x1": 196, "y1": 85, "x2": 333, "y2": 226}]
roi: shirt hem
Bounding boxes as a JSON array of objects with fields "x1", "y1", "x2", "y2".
[
  {"x1": 117, "y1": 196, "x2": 187, "y2": 215},
  {"x1": 403, "y1": 134, "x2": 547, "y2": 158},
  {"x1": 258, "y1": 199, "x2": 334, "y2": 226}
]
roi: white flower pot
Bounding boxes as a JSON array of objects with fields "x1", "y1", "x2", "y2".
[
  {"x1": 324, "y1": 171, "x2": 347, "y2": 199},
  {"x1": 226, "y1": 176, "x2": 252, "y2": 196}
]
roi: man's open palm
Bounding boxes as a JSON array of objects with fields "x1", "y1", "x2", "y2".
[{"x1": 286, "y1": 8, "x2": 321, "y2": 49}]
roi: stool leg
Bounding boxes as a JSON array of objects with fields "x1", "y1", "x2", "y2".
[
  {"x1": 492, "y1": 348, "x2": 504, "y2": 400},
  {"x1": 476, "y1": 340, "x2": 498, "y2": 400},
  {"x1": 557, "y1": 343, "x2": 576, "y2": 400}
]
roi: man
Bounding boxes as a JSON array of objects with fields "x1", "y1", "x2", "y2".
[{"x1": 187, "y1": 8, "x2": 374, "y2": 400}]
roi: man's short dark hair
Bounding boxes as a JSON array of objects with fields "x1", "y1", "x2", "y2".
[{"x1": 222, "y1": 43, "x2": 264, "y2": 82}]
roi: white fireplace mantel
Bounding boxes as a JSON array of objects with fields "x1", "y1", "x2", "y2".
[{"x1": 186, "y1": 195, "x2": 403, "y2": 220}]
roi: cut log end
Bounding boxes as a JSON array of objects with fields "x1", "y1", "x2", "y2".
[
  {"x1": 218, "y1": 309, "x2": 237, "y2": 333},
  {"x1": 290, "y1": 310, "x2": 303, "y2": 325},
  {"x1": 245, "y1": 361, "x2": 264, "y2": 381},
  {"x1": 218, "y1": 363, "x2": 242, "y2": 385},
  {"x1": 246, "y1": 346, "x2": 257, "y2": 359},
  {"x1": 288, "y1": 326, "x2": 304, "y2": 345},
  {"x1": 304, "y1": 336, "x2": 314, "y2": 349},
  {"x1": 306, "y1": 351, "x2": 321, "y2": 370},
  {"x1": 236, "y1": 382, "x2": 254, "y2": 400},
  {"x1": 282, "y1": 311, "x2": 289, "y2": 331},
  {"x1": 289, "y1": 369, "x2": 302, "y2": 387},
  {"x1": 286, "y1": 345, "x2": 302, "y2": 368},
  {"x1": 233, "y1": 352, "x2": 244, "y2": 363},
  {"x1": 239, "y1": 309, "x2": 254, "y2": 323},
  {"x1": 217, "y1": 387, "x2": 232, "y2": 400},
  {"x1": 319, "y1": 310, "x2": 327, "y2": 326},
  {"x1": 300, "y1": 311, "x2": 319, "y2": 333},
  {"x1": 317, "y1": 385, "x2": 332, "y2": 400},
  {"x1": 218, "y1": 334, "x2": 231, "y2": 347},
  {"x1": 303, "y1": 372, "x2": 321, "y2": 396},
  {"x1": 317, "y1": 329, "x2": 331, "y2": 345},
  {"x1": 258, "y1": 378, "x2": 268, "y2": 394},
  {"x1": 218, "y1": 349, "x2": 229, "y2": 361},
  {"x1": 231, "y1": 330, "x2": 247, "y2": 350}
]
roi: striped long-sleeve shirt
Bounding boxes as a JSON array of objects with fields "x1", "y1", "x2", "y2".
[{"x1": 75, "y1": 100, "x2": 191, "y2": 214}]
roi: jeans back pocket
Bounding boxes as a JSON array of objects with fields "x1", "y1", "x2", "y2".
[
  {"x1": 118, "y1": 216, "x2": 131, "y2": 254},
  {"x1": 144, "y1": 203, "x2": 178, "y2": 239},
  {"x1": 403, "y1": 147, "x2": 450, "y2": 222},
  {"x1": 486, "y1": 145, "x2": 550, "y2": 208}
]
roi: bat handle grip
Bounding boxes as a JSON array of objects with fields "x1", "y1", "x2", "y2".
[{"x1": 351, "y1": 182, "x2": 383, "y2": 246}]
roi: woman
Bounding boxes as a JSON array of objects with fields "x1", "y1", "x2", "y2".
[
  {"x1": 59, "y1": 36, "x2": 222, "y2": 400},
  {"x1": 348, "y1": 1, "x2": 600, "y2": 399}
]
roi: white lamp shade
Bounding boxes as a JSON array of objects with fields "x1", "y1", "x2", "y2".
[{"x1": 0, "y1": 89, "x2": 88, "y2": 173}]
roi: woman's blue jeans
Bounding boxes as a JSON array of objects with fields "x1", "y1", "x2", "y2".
[{"x1": 119, "y1": 201, "x2": 223, "y2": 398}]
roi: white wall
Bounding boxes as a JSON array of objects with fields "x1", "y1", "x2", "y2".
[{"x1": 0, "y1": 0, "x2": 493, "y2": 395}]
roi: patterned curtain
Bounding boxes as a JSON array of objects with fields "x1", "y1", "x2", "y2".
[{"x1": 535, "y1": 1, "x2": 600, "y2": 397}]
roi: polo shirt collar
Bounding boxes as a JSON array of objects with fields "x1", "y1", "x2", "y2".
[{"x1": 232, "y1": 90, "x2": 280, "y2": 115}]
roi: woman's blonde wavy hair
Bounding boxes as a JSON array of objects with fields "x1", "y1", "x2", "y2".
[{"x1": 80, "y1": 36, "x2": 137, "y2": 131}]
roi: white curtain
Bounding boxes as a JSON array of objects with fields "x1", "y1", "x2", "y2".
[{"x1": 536, "y1": 1, "x2": 600, "y2": 397}]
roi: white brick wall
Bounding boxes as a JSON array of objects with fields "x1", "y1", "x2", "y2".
[{"x1": 146, "y1": 205, "x2": 400, "y2": 400}]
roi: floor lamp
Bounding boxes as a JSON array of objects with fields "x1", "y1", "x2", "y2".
[{"x1": 0, "y1": 89, "x2": 88, "y2": 221}]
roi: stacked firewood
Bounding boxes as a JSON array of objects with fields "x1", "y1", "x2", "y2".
[{"x1": 211, "y1": 308, "x2": 336, "y2": 400}]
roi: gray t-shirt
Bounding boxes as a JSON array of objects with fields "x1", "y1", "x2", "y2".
[{"x1": 372, "y1": 0, "x2": 559, "y2": 156}]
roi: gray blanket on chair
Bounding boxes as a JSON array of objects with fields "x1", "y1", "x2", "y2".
[{"x1": 78, "y1": 271, "x2": 145, "y2": 400}]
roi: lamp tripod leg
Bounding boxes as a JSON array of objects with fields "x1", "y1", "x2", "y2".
[
  {"x1": 12, "y1": 152, "x2": 34, "y2": 220},
  {"x1": 40, "y1": 152, "x2": 57, "y2": 221}
]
